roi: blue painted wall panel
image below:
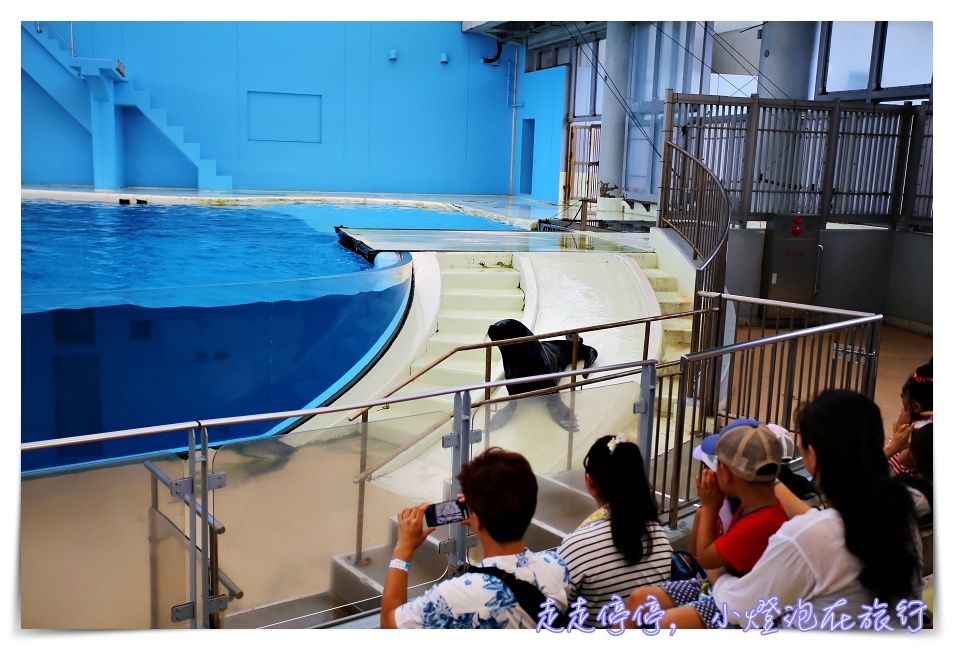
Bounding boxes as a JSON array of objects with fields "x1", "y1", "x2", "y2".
[
  {"x1": 514, "y1": 65, "x2": 568, "y2": 204},
  {"x1": 123, "y1": 109, "x2": 197, "y2": 189},
  {"x1": 21, "y1": 21, "x2": 557, "y2": 196},
  {"x1": 247, "y1": 92, "x2": 322, "y2": 143},
  {"x1": 21, "y1": 72, "x2": 94, "y2": 186}
]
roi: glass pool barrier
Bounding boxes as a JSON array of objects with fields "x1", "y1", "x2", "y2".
[
  {"x1": 21, "y1": 258, "x2": 413, "y2": 473},
  {"x1": 20, "y1": 361, "x2": 655, "y2": 629}
]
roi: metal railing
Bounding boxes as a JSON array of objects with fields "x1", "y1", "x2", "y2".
[
  {"x1": 340, "y1": 311, "x2": 705, "y2": 564},
  {"x1": 657, "y1": 139, "x2": 731, "y2": 357},
  {"x1": 20, "y1": 292, "x2": 882, "y2": 627},
  {"x1": 21, "y1": 358, "x2": 657, "y2": 628},
  {"x1": 646, "y1": 294, "x2": 881, "y2": 526},
  {"x1": 34, "y1": 21, "x2": 74, "y2": 57}
]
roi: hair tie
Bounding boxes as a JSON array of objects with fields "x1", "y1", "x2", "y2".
[
  {"x1": 912, "y1": 370, "x2": 932, "y2": 383},
  {"x1": 607, "y1": 434, "x2": 628, "y2": 454}
]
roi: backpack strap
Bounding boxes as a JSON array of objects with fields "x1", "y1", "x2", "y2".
[{"x1": 463, "y1": 564, "x2": 568, "y2": 626}]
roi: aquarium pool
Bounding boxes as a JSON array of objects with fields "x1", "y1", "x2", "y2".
[{"x1": 21, "y1": 199, "x2": 521, "y2": 472}]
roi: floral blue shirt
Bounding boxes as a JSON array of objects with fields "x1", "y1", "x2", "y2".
[{"x1": 394, "y1": 549, "x2": 570, "y2": 629}]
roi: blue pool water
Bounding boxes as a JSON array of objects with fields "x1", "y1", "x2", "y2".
[
  {"x1": 21, "y1": 199, "x2": 519, "y2": 473},
  {"x1": 22, "y1": 200, "x2": 517, "y2": 307}
]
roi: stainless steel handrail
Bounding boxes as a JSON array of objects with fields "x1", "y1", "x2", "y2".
[{"x1": 35, "y1": 21, "x2": 75, "y2": 57}]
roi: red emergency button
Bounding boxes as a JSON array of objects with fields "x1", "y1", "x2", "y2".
[
  {"x1": 794, "y1": 217, "x2": 804, "y2": 225},
  {"x1": 792, "y1": 226, "x2": 803, "y2": 237}
]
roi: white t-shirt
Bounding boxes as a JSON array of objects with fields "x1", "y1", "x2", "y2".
[{"x1": 711, "y1": 508, "x2": 919, "y2": 630}]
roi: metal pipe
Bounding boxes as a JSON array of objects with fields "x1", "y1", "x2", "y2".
[
  {"x1": 508, "y1": 46, "x2": 520, "y2": 196},
  {"x1": 353, "y1": 413, "x2": 370, "y2": 566},
  {"x1": 187, "y1": 429, "x2": 197, "y2": 629},
  {"x1": 200, "y1": 427, "x2": 211, "y2": 628}
]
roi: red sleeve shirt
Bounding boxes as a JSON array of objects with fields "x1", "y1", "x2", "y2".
[{"x1": 713, "y1": 500, "x2": 788, "y2": 576}]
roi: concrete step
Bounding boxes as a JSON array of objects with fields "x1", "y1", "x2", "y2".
[
  {"x1": 525, "y1": 473, "x2": 595, "y2": 552},
  {"x1": 329, "y1": 522, "x2": 452, "y2": 614},
  {"x1": 437, "y1": 310, "x2": 524, "y2": 336},
  {"x1": 440, "y1": 289, "x2": 525, "y2": 312},
  {"x1": 440, "y1": 268, "x2": 521, "y2": 291},
  {"x1": 641, "y1": 267, "x2": 679, "y2": 292},
  {"x1": 425, "y1": 335, "x2": 503, "y2": 364},
  {"x1": 655, "y1": 291, "x2": 693, "y2": 316},
  {"x1": 437, "y1": 252, "x2": 515, "y2": 270},
  {"x1": 663, "y1": 316, "x2": 694, "y2": 346},
  {"x1": 622, "y1": 251, "x2": 660, "y2": 269},
  {"x1": 407, "y1": 360, "x2": 488, "y2": 388}
]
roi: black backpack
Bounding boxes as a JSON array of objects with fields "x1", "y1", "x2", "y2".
[{"x1": 463, "y1": 564, "x2": 570, "y2": 628}]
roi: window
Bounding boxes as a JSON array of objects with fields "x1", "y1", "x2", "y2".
[
  {"x1": 572, "y1": 38, "x2": 605, "y2": 119},
  {"x1": 827, "y1": 22, "x2": 875, "y2": 92}
]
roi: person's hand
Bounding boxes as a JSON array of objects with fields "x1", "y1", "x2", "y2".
[
  {"x1": 696, "y1": 468, "x2": 725, "y2": 510},
  {"x1": 455, "y1": 494, "x2": 472, "y2": 527},
  {"x1": 885, "y1": 422, "x2": 914, "y2": 458},
  {"x1": 895, "y1": 402, "x2": 913, "y2": 429},
  {"x1": 393, "y1": 503, "x2": 435, "y2": 560}
]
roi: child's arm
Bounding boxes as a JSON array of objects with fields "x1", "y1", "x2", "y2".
[
  {"x1": 693, "y1": 469, "x2": 728, "y2": 570},
  {"x1": 774, "y1": 479, "x2": 811, "y2": 518},
  {"x1": 885, "y1": 422, "x2": 914, "y2": 459}
]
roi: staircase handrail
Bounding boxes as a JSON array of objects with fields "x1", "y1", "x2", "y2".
[{"x1": 35, "y1": 21, "x2": 74, "y2": 57}]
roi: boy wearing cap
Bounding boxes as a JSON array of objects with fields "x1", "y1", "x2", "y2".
[{"x1": 625, "y1": 420, "x2": 788, "y2": 630}]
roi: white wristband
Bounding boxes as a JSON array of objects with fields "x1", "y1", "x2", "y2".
[{"x1": 389, "y1": 558, "x2": 411, "y2": 572}]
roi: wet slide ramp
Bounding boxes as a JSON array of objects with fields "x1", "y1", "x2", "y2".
[{"x1": 290, "y1": 230, "x2": 661, "y2": 503}]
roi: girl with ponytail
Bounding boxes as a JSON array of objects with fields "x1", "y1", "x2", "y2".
[{"x1": 556, "y1": 434, "x2": 672, "y2": 621}]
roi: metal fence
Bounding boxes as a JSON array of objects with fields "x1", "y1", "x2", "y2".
[
  {"x1": 661, "y1": 90, "x2": 932, "y2": 230},
  {"x1": 647, "y1": 294, "x2": 881, "y2": 526},
  {"x1": 565, "y1": 124, "x2": 601, "y2": 204}
]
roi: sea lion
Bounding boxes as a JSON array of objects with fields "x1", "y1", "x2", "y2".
[{"x1": 486, "y1": 319, "x2": 599, "y2": 431}]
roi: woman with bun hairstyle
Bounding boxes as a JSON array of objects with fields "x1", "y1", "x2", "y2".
[{"x1": 556, "y1": 434, "x2": 672, "y2": 621}]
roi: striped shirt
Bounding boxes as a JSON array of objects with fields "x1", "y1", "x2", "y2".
[{"x1": 557, "y1": 513, "x2": 673, "y2": 621}]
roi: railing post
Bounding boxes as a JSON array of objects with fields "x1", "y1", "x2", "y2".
[
  {"x1": 819, "y1": 98, "x2": 841, "y2": 228},
  {"x1": 450, "y1": 391, "x2": 474, "y2": 569},
  {"x1": 187, "y1": 429, "x2": 198, "y2": 629},
  {"x1": 900, "y1": 103, "x2": 927, "y2": 229},
  {"x1": 198, "y1": 426, "x2": 213, "y2": 629},
  {"x1": 862, "y1": 320, "x2": 882, "y2": 400},
  {"x1": 353, "y1": 413, "x2": 371, "y2": 566},
  {"x1": 148, "y1": 472, "x2": 160, "y2": 628},
  {"x1": 637, "y1": 364, "x2": 656, "y2": 479},
  {"x1": 659, "y1": 91, "x2": 676, "y2": 228},
  {"x1": 740, "y1": 93, "x2": 760, "y2": 225},
  {"x1": 668, "y1": 357, "x2": 691, "y2": 528},
  {"x1": 782, "y1": 339, "x2": 800, "y2": 431}
]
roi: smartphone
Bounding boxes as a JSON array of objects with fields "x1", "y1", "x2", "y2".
[{"x1": 424, "y1": 499, "x2": 469, "y2": 527}]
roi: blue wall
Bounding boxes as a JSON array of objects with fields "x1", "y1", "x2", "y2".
[
  {"x1": 21, "y1": 21, "x2": 569, "y2": 199},
  {"x1": 515, "y1": 64, "x2": 568, "y2": 204}
]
